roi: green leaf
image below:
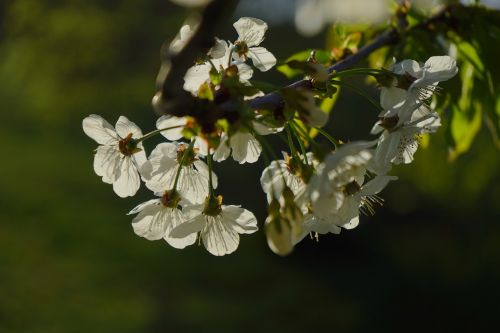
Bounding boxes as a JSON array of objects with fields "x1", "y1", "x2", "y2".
[
  {"x1": 447, "y1": 62, "x2": 482, "y2": 161},
  {"x1": 277, "y1": 49, "x2": 331, "y2": 79}
]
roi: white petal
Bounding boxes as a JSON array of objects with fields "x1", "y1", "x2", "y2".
[
  {"x1": 170, "y1": 212, "x2": 204, "y2": 238},
  {"x1": 93, "y1": 145, "x2": 121, "y2": 183},
  {"x1": 193, "y1": 160, "x2": 218, "y2": 189},
  {"x1": 237, "y1": 63, "x2": 254, "y2": 81},
  {"x1": 115, "y1": 116, "x2": 143, "y2": 139},
  {"x1": 164, "y1": 208, "x2": 197, "y2": 249},
  {"x1": 234, "y1": 17, "x2": 268, "y2": 47},
  {"x1": 361, "y1": 175, "x2": 397, "y2": 196},
  {"x1": 128, "y1": 199, "x2": 161, "y2": 215},
  {"x1": 392, "y1": 59, "x2": 421, "y2": 77},
  {"x1": 202, "y1": 215, "x2": 240, "y2": 256},
  {"x1": 113, "y1": 157, "x2": 141, "y2": 198},
  {"x1": 222, "y1": 206, "x2": 258, "y2": 234},
  {"x1": 230, "y1": 132, "x2": 262, "y2": 164},
  {"x1": 212, "y1": 134, "x2": 231, "y2": 162},
  {"x1": 303, "y1": 214, "x2": 342, "y2": 235},
  {"x1": 248, "y1": 47, "x2": 277, "y2": 72},
  {"x1": 176, "y1": 166, "x2": 210, "y2": 204},
  {"x1": 252, "y1": 121, "x2": 283, "y2": 135},
  {"x1": 380, "y1": 87, "x2": 407, "y2": 110},
  {"x1": 423, "y1": 56, "x2": 458, "y2": 82},
  {"x1": 343, "y1": 216, "x2": 359, "y2": 230},
  {"x1": 141, "y1": 143, "x2": 178, "y2": 190},
  {"x1": 131, "y1": 205, "x2": 168, "y2": 240},
  {"x1": 82, "y1": 114, "x2": 119, "y2": 145},
  {"x1": 209, "y1": 38, "x2": 228, "y2": 59},
  {"x1": 183, "y1": 63, "x2": 211, "y2": 95},
  {"x1": 156, "y1": 115, "x2": 187, "y2": 141}
]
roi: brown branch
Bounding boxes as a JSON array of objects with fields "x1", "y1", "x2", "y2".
[{"x1": 152, "y1": 0, "x2": 237, "y2": 117}]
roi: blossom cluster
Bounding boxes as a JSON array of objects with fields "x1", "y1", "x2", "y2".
[{"x1": 83, "y1": 17, "x2": 457, "y2": 256}]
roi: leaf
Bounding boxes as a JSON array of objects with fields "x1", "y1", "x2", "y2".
[
  {"x1": 277, "y1": 49, "x2": 331, "y2": 79},
  {"x1": 447, "y1": 62, "x2": 482, "y2": 161}
]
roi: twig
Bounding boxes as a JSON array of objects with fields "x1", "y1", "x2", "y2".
[{"x1": 152, "y1": 3, "x2": 462, "y2": 123}]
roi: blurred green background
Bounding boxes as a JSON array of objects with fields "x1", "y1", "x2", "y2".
[{"x1": 1, "y1": 1, "x2": 499, "y2": 332}]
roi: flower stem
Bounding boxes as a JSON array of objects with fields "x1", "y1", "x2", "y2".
[
  {"x1": 206, "y1": 151, "x2": 215, "y2": 199},
  {"x1": 330, "y1": 79, "x2": 383, "y2": 112},
  {"x1": 285, "y1": 125, "x2": 299, "y2": 160},
  {"x1": 289, "y1": 124, "x2": 309, "y2": 165},
  {"x1": 315, "y1": 127, "x2": 341, "y2": 147},
  {"x1": 331, "y1": 68, "x2": 387, "y2": 78},
  {"x1": 172, "y1": 139, "x2": 195, "y2": 192},
  {"x1": 290, "y1": 120, "x2": 319, "y2": 148},
  {"x1": 136, "y1": 125, "x2": 184, "y2": 143}
]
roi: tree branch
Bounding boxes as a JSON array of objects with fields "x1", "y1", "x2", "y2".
[
  {"x1": 249, "y1": 29, "x2": 400, "y2": 110},
  {"x1": 152, "y1": 0, "x2": 237, "y2": 117},
  {"x1": 153, "y1": 3, "x2": 461, "y2": 122}
]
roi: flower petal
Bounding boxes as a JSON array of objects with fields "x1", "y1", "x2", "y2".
[
  {"x1": 183, "y1": 63, "x2": 211, "y2": 95},
  {"x1": 83, "y1": 114, "x2": 119, "y2": 145},
  {"x1": 222, "y1": 206, "x2": 258, "y2": 234},
  {"x1": 170, "y1": 212, "x2": 204, "y2": 239},
  {"x1": 233, "y1": 17, "x2": 268, "y2": 47},
  {"x1": 94, "y1": 145, "x2": 121, "y2": 183},
  {"x1": 163, "y1": 208, "x2": 197, "y2": 249},
  {"x1": 230, "y1": 132, "x2": 262, "y2": 164},
  {"x1": 361, "y1": 175, "x2": 397, "y2": 196},
  {"x1": 423, "y1": 55, "x2": 458, "y2": 82},
  {"x1": 128, "y1": 199, "x2": 161, "y2": 215},
  {"x1": 131, "y1": 205, "x2": 168, "y2": 240},
  {"x1": 248, "y1": 47, "x2": 277, "y2": 71},
  {"x1": 115, "y1": 116, "x2": 143, "y2": 139},
  {"x1": 202, "y1": 215, "x2": 240, "y2": 256},
  {"x1": 212, "y1": 134, "x2": 231, "y2": 162},
  {"x1": 237, "y1": 63, "x2": 254, "y2": 81},
  {"x1": 194, "y1": 160, "x2": 217, "y2": 189},
  {"x1": 113, "y1": 157, "x2": 141, "y2": 197},
  {"x1": 156, "y1": 115, "x2": 187, "y2": 141}
]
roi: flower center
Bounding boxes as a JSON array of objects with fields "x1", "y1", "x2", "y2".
[
  {"x1": 118, "y1": 133, "x2": 140, "y2": 156},
  {"x1": 203, "y1": 195, "x2": 223, "y2": 216},
  {"x1": 234, "y1": 41, "x2": 249, "y2": 60},
  {"x1": 378, "y1": 115, "x2": 399, "y2": 131},
  {"x1": 342, "y1": 181, "x2": 361, "y2": 196},
  {"x1": 160, "y1": 190, "x2": 181, "y2": 208},
  {"x1": 176, "y1": 144, "x2": 198, "y2": 166},
  {"x1": 396, "y1": 72, "x2": 417, "y2": 90}
]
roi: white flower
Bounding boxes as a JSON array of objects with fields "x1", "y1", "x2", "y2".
[
  {"x1": 260, "y1": 152, "x2": 314, "y2": 203},
  {"x1": 296, "y1": 90, "x2": 329, "y2": 128},
  {"x1": 140, "y1": 142, "x2": 217, "y2": 204},
  {"x1": 380, "y1": 56, "x2": 458, "y2": 110},
  {"x1": 170, "y1": 202, "x2": 258, "y2": 256},
  {"x1": 371, "y1": 107, "x2": 441, "y2": 174},
  {"x1": 184, "y1": 39, "x2": 253, "y2": 95},
  {"x1": 128, "y1": 192, "x2": 197, "y2": 249},
  {"x1": 211, "y1": 131, "x2": 262, "y2": 164},
  {"x1": 82, "y1": 114, "x2": 146, "y2": 198},
  {"x1": 156, "y1": 114, "x2": 189, "y2": 141},
  {"x1": 308, "y1": 141, "x2": 375, "y2": 218},
  {"x1": 321, "y1": 174, "x2": 396, "y2": 230},
  {"x1": 232, "y1": 17, "x2": 277, "y2": 72}
]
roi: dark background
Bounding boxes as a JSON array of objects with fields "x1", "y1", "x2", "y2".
[{"x1": 0, "y1": 1, "x2": 499, "y2": 332}]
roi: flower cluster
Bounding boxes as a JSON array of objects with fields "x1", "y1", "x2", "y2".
[{"x1": 83, "y1": 17, "x2": 457, "y2": 256}]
